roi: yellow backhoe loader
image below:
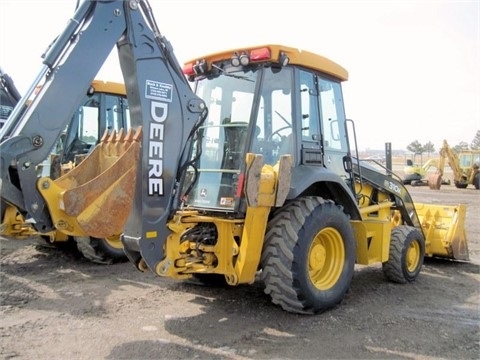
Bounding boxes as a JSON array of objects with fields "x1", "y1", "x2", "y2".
[
  {"x1": 0, "y1": 0, "x2": 469, "y2": 314},
  {"x1": 428, "y1": 140, "x2": 480, "y2": 190},
  {"x1": 1, "y1": 80, "x2": 129, "y2": 264}
]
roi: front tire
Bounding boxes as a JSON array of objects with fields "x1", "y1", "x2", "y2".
[
  {"x1": 260, "y1": 197, "x2": 356, "y2": 314},
  {"x1": 382, "y1": 225, "x2": 425, "y2": 283},
  {"x1": 454, "y1": 180, "x2": 468, "y2": 189}
]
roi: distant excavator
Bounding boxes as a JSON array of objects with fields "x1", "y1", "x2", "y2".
[
  {"x1": 403, "y1": 157, "x2": 439, "y2": 185},
  {"x1": 403, "y1": 157, "x2": 450, "y2": 187}
]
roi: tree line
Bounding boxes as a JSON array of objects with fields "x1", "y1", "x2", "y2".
[{"x1": 406, "y1": 130, "x2": 480, "y2": 155}]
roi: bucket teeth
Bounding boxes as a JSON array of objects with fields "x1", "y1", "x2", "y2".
[{"x1": 99, "y1": 127, "x2": 141, "y2": 157}]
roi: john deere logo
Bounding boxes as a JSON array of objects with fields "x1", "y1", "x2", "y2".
[{"x1": 200, "y1": 188, "x2": 208, "y2": 197}]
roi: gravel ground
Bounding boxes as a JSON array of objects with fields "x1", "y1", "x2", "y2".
[{"x1": 1, "y1": 185, "x2": 479, "y2": 360}]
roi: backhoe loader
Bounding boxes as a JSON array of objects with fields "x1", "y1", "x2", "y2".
[
  {"x1": 428, "y1": 140, "x2": 480, "y2": 190},
  {"x1": 1, "y1": 79, "x2": 129, "y2": 264},
  {"x1": 0, "y1": 0, "x2": 469, "y2": 314}
]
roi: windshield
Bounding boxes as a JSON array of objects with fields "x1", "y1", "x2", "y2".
[
  {"x1": 195, "y1": 71, "x2": 258, "y2": 167},
  {"x1": 183, "y1": 67, "x2": 294, "y2": 211}
]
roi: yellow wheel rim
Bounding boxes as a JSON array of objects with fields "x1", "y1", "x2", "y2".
[
  {"x1": 308, "y1": 227, "x2": 345, "y2": 290},
  {"x1": 391, "y1": 210, "x2": 402, "y2": 227},
  {"x1": 104, "y1": 234, "x2": 123, "y2": 250},
  {"x1": 406, "y1": 240, "x2": 421, "y2": 272}
]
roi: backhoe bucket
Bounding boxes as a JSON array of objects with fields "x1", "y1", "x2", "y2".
[
  {"x1": 414, "y1": 202, "x2": 469, "y2": 261},
  {"x1": 427, "y1": 173, "x2": 442, "y2": 190},
  {"x1": 38, "y1": 127, "x2": 142, "y2": 238}
]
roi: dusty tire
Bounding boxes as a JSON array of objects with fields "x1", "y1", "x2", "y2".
[
  {"x1": 382, "y1": 225, "x2": 425, "y2": 284},
  {"x1": 474, "y1": 173, "x2": 480, "y2": 190},
  {"x1": 260, "y1": 197, "x2": 356, "y2": 314},
  {"x1": 75, "y1": 236, "x2": 127, "y2": 265},
  {"x1": 454, "y1": 181, "x2": 468, "y2": 189}
]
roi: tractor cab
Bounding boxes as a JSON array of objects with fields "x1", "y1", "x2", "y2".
[{"x1": 182, "y1": 45, "x2": 354, "y2": 213}]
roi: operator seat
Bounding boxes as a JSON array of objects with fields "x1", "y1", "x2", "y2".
[
  {"x1": 277, "y1": 133, "x2": 293, "y2": 159},
  {"x1": 221, "y1": 122, "x2": 248, "y2": 169}
]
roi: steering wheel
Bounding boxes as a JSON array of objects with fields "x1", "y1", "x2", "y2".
[{"x1": 267, "y1": 126, "x2": 292, "y2": 142}]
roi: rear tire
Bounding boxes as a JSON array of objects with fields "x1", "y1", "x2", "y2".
[
  {"x1": 382, "y1": 225, "x2": 424, "y2": 283},
  {"x1": 454, "y1": 181, "x2": 468, "y2": 189},
  {"x1": 75, "y1": 236, "x2": 127, "y2": 264},
  {"x1": 260, "y1": 197, "x2": 356, "y2": 314},
  {"x1": 474, "y1": 173, "x2": 480, "y2": 190}
]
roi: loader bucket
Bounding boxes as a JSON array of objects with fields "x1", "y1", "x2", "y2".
[
  {"x1": 38, "y1": 127, "x2": 142, "y2": 238},
  {"x1": 414, "y1": 202, "x2": 469, "y2": 261}
]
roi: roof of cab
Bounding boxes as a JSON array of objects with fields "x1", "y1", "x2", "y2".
[{"x1": 185, "y1": 44, "x2": 348, "y2": 81}]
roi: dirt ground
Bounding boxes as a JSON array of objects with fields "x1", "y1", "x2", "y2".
[{"x1": 1, "y1": 183, "x2": 479, "y2": 359}]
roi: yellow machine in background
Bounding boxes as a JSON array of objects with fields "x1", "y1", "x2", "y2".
[
  {"x1": 428, "y1": 140, "x2": 480, "y2": 190},
  {"x1": 1, "y1": 80, "x2": 129, "y2": 264},
  {"x1": 403, "y1": 156, "x2": 440, "y2": 185}
]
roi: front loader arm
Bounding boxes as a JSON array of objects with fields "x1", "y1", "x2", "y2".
[{"x1": 0, "y1": 1, "x2": 206, "y2": 270}]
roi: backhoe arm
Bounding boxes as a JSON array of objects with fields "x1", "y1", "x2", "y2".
[
  {"x1": 0, "y1": 0, "x2": 206, "y2": 270},
  {"x1": 429, "y1": 140, "x2": 462, "y2": 188},
  {"x1": 440, "y1": 141, "x2": 463, "y2": 182}
]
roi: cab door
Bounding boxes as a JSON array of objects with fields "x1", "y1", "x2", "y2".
[
  {"x1": 317, "y1": 77, "x2": 351, "y2": 183},
  {"x1": 298, "y1": 70, "x2": 323, "y2": 164}
]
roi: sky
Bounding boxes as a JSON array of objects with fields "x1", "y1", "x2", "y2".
[{"x1": 1, "y1": 0, "x2": 479, "y2": 151}]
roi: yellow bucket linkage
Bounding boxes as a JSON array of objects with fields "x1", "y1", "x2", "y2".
[{"x1": 38, "y1": 127, "x2": 142, "y2": 238}]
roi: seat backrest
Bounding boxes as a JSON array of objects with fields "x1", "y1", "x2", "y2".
[{"x1": 277, "y1": 134, "x2": 293, "y2": 158}]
